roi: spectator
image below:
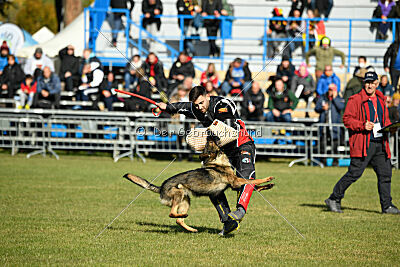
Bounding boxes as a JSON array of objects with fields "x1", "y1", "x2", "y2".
[
  {"x1": 0, "y1": 55, "x2": 25, "y2": 99},
  {"x1": 142, "y1": 0, "x2": 163, "y2": 52},
  {"x1": 353, "y1": 56, "x2": 374, "y2": 76},
  {"x1": 387, "y1": 95, "x2": 400, "y2": 123},
  {"x1": 0, "y1": 41, "x2": 11, "y2": 74},
  {"x1": 265, "y1": 77, "x2": 299, "y2": 122},
  {"x1": 378, "y1": 74, "x2": 395, "y2": 97},
  {"x1": 391, "y1": 92, "x2": 400, "y2": 121},
  {"x1": 302, "y1": 9, "x2": 326, "y2": 51},
  {"x1": 388, "y1": 0, "x2": 400, "y2": 38},
  {"x1": 124, "y1": 55, "x2": 142, "y2": 91},
  {"x1": 290, "y1": 62, "x2": 315, "y2": 104},
  {"x1": 79, "y1": 48, "x2": 102, "y2": 75},
  {"x1": 76, "y1": 62, "x2": 104, "y2": 109},
  {"x1": 241, "y1": 81, "x2": 265, "y2": 121},
  {"x1": 168, "y1": 51, "x2": 195, "y2": 95},
  {"x1": 204, "y1": 80, "x2": 219, "y2": 96},
  {"x1": 108, "y1": 0, "x2": 135, "y2": 46},
  {"x1": 169, "y1": 76, "x2": 193, "y2": 98},
  {"x1": 283, "y1": 8, "x2": 303, "y2": 59},
  {"x1": 34, "y1": 66, "x2": 61, "y2": 109},
  {"x1": 200, "y1": 63, "x2": 219, "y2": 89},
  {"x1": 58, "y1": 45, "x2": 80, "y2": 92},
  {"x1": 202, "y1": 0, "x2": 222, "y2": 57},
  {"x1": 220, "y1": 0, "x2": 234, "y2": 40},
  {"x1": 24, "y1": 47, "x2": 55, "y2": 79},
  {"x1": 343, "y1": 68, "x2": 367, "y2": 106},
  {"x1": 288, "y1": 0, "x2": 309, "y2": 17},
  {"x1": 141, "y1": 52, "x2": 167, "y2": 93},
  {"x1": 371, "y1": 0, "x2": 395, "y2": 41},
  {"x1": 316, "y1": 65, "x2": 341, "y2": 97},
  {"x1": 384, "y1": 39, "x2": 400, "y2": 90},
  {"x1": 306, "y1": 36, "x2": 345, "y2": 80},
  {"x1": 276, "y1": 55, "x2": 295, "y2": 86},
  {"x1": 16, "y1": 75, "x2": 37, "y2": 110},
  {"x1": 221, "y1": 58, "x2": 252, "y2": 96},
  {"x1": 311, "y1": 0, "x2": 333, "y2": 18},
  {"x1": 176, "y1": 0, "x2": 200, "y2": 56},
  {"x1": 266, "y1": 7, "x2": 287, "y2": 58},
  {"x1": 124, "y1": 74, "x2": 152, "y2": 112},
  {"x1": 100, "y1": 72, "x2": 119, "y2": 111},
  {"x1": 315, "y1": 84, "x2": 345, "y2": 156}
]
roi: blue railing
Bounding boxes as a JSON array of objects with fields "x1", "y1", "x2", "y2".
[{"x1": 84, "y1": 7, "x2": 400, "y2": 72}]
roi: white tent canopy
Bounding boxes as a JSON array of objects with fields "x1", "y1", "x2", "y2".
[
  {"x1": 32, "y1": 27, "x2": 55, "y2": 44},
  {"x1": 16, "y1": 12, "x2": 87, "y2": 58}
]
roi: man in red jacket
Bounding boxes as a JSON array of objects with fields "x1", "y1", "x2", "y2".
[{"x1": 325, "y1": 71, "x2": 400, "y2": 214}]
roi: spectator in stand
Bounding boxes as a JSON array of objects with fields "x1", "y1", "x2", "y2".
[
  {"x1": 142, "y1": 0, "x2": 163, "y2": 52},
  {"x1": 200, "y1": 63, "x2": 219, "y2": 89},
  {"x1": 16, "y1": 74, "x2": 36, "y2": 110},
  {"x1": 76, "y1": 62, "x2": 104, "y2": 109},
  {"x1": 316, "y1": 65, "x2": 341, "y2": 97},
  {"x1": 0, "y1": 55, "x2": 25, "y2": 99},
  {"x1": 176, "y1": 0, "x2": 200, "y2": 56},
  {"x1": 311, "y1": 0, "x2": 333, "y2": 18},
  {"x1": 24, "y1": 47, "x2": 55, "y2": 80},
  {"x1": 283, "y1": 8, "x2": 303, "y2": 59},
  {"x1": 202, "y1": 0, "x2": 222, "y2": 57},
  {"x1": 34, "y1": 66, "x2": 61, "y2": 109},
  {"x1": 108, "y1": 0, "x2": 135, "y2": 47},
  {"x1": 0, "y1": 41, "x2": 12, "y2": 75},
  {"x1": 353, "y1": 56, "x2": 374, "y2": 77},
  {"x1": 343, "y1": 68, "x2": 367, "y2": 107},
  {"x1": 306, "y1": 36, "x2": 345, "y2": 80},
  {"x1": 387, "y1": 95, "x2": 400, "y2": 123},
  {"x1": 204, "y1": 80, "x2": 219, "y2": 96},
  {"x1": 241, "y1": 81, "x2": 265, "y2": 121},
  {"x1": 221, "y1": 58, "x2": 252, "y2": 96},
  {"x1": 384, "y1": 39, "x2": 400, "y2": 90},
  {"x1": 315, "y1": 84, "x2": 345, "y2": 156},
  {"x1": 391, "y1": 92, "x2": 400, "y2": 121},
  {"x1": 267, "y1": 7, "x2": 287, "y2": 58},
  {"x1": 124, "y1": 55, "x2": 142, "y2": 91},
  {"x1": 100, "y1": 72, "x2": 119, "y2": 111},
  {"x1": 58, "y1": 45, "x2": 80, "y2": 92},
  {"x1": 388, "y1": 0, "x2": 400, "y2": 39},
  {"x1": 290, "y1": 62, "x2": 315, "y2": 105},
  {"x1": 276, "y1": 55, "x2": 295, "y2": 86},
  {"x1": 371, "y1": 0, "x2": 395, "y2": 41},
  {"x1": 79, "y1": 48, "x2": 102, "y2": 75},
  {"x1": 378, "y1": 74, "x2": 395, "y2": 97},
  {"x1": 265, "y1": 77, "x2": 299, "y2": 122},
  {"x1": 141, "y1": 52, "x2": 167, "y2": 93},
  {"x1": 124, "y1": 72, "x2": 152, "y2": 111},
  {"x1": 302, "y1": 9, "x2": 326, "y2": 51},
  {"x1": 168, "y1": 51, "x2": 195, "y2": 95},
  {"x1": 288, "y1": 0, "x2": 309, "y2": 17}
]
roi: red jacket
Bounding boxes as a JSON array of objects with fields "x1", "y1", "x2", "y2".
[
  {"x1": 343, "y1": 89, "x2": 391, "y2": 158},
  {"x1": 20, "y1": 81, "x2": 37, "y2": 94}
]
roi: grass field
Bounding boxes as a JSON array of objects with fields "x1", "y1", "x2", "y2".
[{"x1": 0, "y1": 152, "x2": 399, "y2": 265}]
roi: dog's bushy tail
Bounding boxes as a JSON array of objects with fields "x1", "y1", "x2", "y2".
[{"x1": 123, "y1": 173, "x2": 161, "y2": 194}]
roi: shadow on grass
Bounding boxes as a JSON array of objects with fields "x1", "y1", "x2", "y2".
[
  {"x1": 300, "y1": 203, "x2": 381, "y2": 214},
  {"x1": 135, "y1": 221, "x2": 223, "y2": 235}
]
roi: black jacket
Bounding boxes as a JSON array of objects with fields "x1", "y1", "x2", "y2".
[
  {"x1": 276, "y1": 63, "x2": 295, "y2": 83},
  {"x1": 142, "y1": 0, "x2": 163, "y2": 30},
  {"x1": 384, "y1": 41, "x2": 400, "y2": 69},
  {"x1": 111, "y1": 0, "x2": 134, "y2": 10},
  {"x1": 241, "y1": 89, "x2": 265, "y2": 120},
  {"x1": 0, "y1": 63, "x2": 25, "y2": 88},
  {"x1": 169, "y1": 58, "x2": 195, "y2": 80},
  {"x1": 141, "y1": 56, "x2": 167, "y2": 90},
  {"x1": 125, "y1": 79, "x2": 152, "y2": 111},
  {"x1": 176, "y1": 0, "x2": 198, "y2": 26},
  {"x1": 58, "y1": 47, "x2": 80, "y2": 82}
]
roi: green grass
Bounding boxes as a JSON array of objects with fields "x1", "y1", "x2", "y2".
[{"x1": 0, "y1": 153, "x2": 399, "y2": 265}]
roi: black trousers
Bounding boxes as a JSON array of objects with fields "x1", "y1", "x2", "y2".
[
  {"x1": 390, "y1": 68, "x2": 400, "y2": 91},
  {"x1": 329, "y1": 141, "x2": 393, "y2": 211},
  {"x1": 209, "y1": 142, "x2": 256, "y2": 222}
]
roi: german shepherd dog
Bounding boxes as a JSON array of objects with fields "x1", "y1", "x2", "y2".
[{"x1": 123, "y1": 139, "x2": 274, "y2": 232}]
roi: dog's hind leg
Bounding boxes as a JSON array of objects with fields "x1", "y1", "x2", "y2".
[
  {"x1": 176, "y1": 196, "x2": 198, "y2": 233},
  {"x1": 169, "y1": 187, "x2": 188, "y2": 218}
]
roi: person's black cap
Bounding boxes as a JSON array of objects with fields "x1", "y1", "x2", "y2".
[{"x1": 364, "y1": 71, "x2": 378, "y2": 82}]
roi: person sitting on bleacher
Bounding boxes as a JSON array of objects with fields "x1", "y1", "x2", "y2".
[
  {"x1": 124, "y1": 55, "x2": 142, "y2": 91},
  {"x1": 220, "y1": 57, "x2": 252, "y2": 96},
  {"x1": 100, "y1": 72, "x2": 119, "y2": 111},
  {"x1": 58, "y1": 45, "x2": 80, "y2": 92},
  {"x1": 204, "y1": 81, "x2": 219, "y2": 96},
  {"x1": 0, "y1": 55, "x2": 25, "y2": 100},
  {"x1": 276, "y1": 55, "x2": 295, "y2": 86},
  {"x1": 200, "y1": 63, "x2": 220, "y2": 89},
  {"x1": 265, "y1": 77, "x2": 299, "y2": 123},
  {"x1": 79, "y1": 48, "x2": 102, "y2": 75},
  {"x1": 76, "y1": 62, "x2": 104, "y2": 109},
  {"x1": 0, "y1": 41, "x2": 11, "y2": 75},
  {"x1": 24, "y1": 48, "x2": 55, "y2": 80},
  {"x1": 290, "y1": 62, "x2": 315, "y2": 105},
  {"x1": 316, "y1": 65, "x2": 341, "y2": 97},
  {"x1": 124, "y1": 71, "x2": 152, "y2": 112},
  {"x1": 241, "y1": 81, "x2": 265, "y2": 121},
  {"x1": 141, "y1": 52, "x2": 167, "y2": 93},
  {"x1": 378, "y1": 74, "x2": 395, "y2": 97},
  {"x1": 168, "y1": 51, "x2": 195, "y2": 96},
  {"x1": 16, "y1": 74, "x2": 36, "y2": 110},
  {"x1": 33, "y1": 66, "x2": 61, "y2": 109}
]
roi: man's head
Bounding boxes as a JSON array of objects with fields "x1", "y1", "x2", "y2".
[
  {"x1": 189, "y1": 86, "x2": 210, "y2": 113},
  {"x1": 133, "y1": 54, "x2": 140, "y2": 62},
  {"x1": 299, "y1": 63, "x2": 307, "y2": 77},
  {"x1": 358, "y1": 56, "x2": 367, "y2": 67},
  {"x1": 148, "y1": 52, "x2": 157, "y2": 64},
  {"x1": 0, "y1": 41, "x2": 9, "y2": 56},
  {"x1": 177, "y1": 85, "x2": 188, "y2": 98},
  {"x1": 293, "y1": 9, "x2": 301, "y2": 18},
  {"x1": 380, "y1": 74, "x2": 389, "y2": 86},
  {"x1": 281, "y1": 55, "x2": 290, "y2": 68},
  {"x1": 232, "y1": 58, "x2": 242, "y2": 68},
  {"x1": 107, "y1": 72, "x2": 114, "y2": 82},
  {"x1": 67, "y1": 45, "x2": 75, "y2": 56},
  {"x1": 25, "y1": 74, "x2": 33, "y2": 85},
  {"x1": 324, "y1": 65, "x2": 333, "y2": 77},
  {"x1": 385, "y1": 96, "x2": 393, "y2": 107},
  {"x1": 43, "y1": 66, "x2": 52, "y2": 78},
  {"x1": 34, "y1": 47, "x2": 43, "y2": 59},
  {"x1": 183, "y1": 77, "x2": 193, "y2": 90},
  {"x1": 83, "y1": 48, "x2": 92, "y2": 59},
  {"x1": 328, "y1": 83, "x2": 337, "y2": 98},
  {"x1": 392, "y1": 92, "x2": 400, "y2": 106},
  {"x1": 178, "y1": 51, "x2": 188, "y2": 63},
  {"x1": 274, "y1": 77, "x2": 285, "y2": 93},
  {"x1": 364, "y1": 71, "x2": 379, "y2": 96},
  {"x1": 251, "y1": 81, "x2": 261, "y2": 94},
  {"x1": 7, "y1": 54, "x2": 15, "y2": 65},
  {"x1": 307, "y1": 9, "x2": 315, "y2": 19}
]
